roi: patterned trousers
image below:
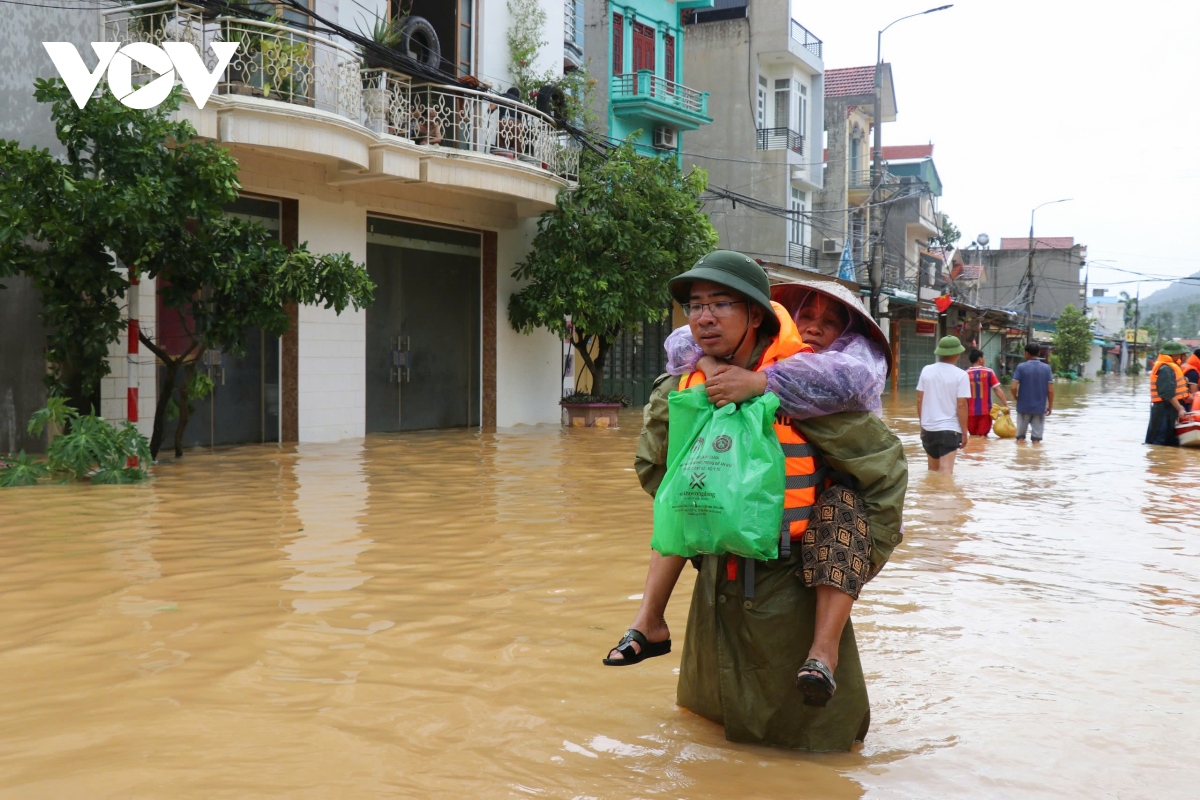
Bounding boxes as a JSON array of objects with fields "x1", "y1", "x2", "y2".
[{"x1": 798, "y1": 485, "x2": 875, "y2": 600}]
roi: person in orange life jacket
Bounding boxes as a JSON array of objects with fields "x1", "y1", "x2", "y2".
[
  {"x1": 1184, "y1": 348, "x2": 1200, "y2": 405},
  {"x1": 605, "y1": 252, "x2": 906, "y2": 712},
  {"x1": 1146, "y1": 341, "x2": 1190, "y2": 446}
]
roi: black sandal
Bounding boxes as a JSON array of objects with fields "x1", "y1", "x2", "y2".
[
  {"x1": 796, "y1": 658, "x2": 837, "y2": 707},
  {"x1": 602, "y1": 629, "x2": 671, "y2": 666}
]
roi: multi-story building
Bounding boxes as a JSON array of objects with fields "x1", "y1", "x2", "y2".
[
  {"x1": 0, "y1": 0, "x2": 581, "y2": 454},
  {"x1": 584, "y1": 0, "x2": 714, "y2": 158},
  {"x1": 977, "y1": 237, "x2": 1087, "y2": 326},
  {"x1": 1088, "y1": 289, "x2": 1127, "y2": 337},
  {"x1": 682, "y1": 0, "x2": 825, "y2": 273},
  {"x1": 813, "y1": 64, "x2": 896, "y2": 277}
]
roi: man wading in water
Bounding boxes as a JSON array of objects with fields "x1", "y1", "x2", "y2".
[{"x1": 604, "y1": 252, "x2": 907, "y2": 751}]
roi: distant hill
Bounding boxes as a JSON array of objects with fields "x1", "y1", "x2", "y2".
[{"x1": 1141, "y1": 270, "x2": 1200, "y2": 312}]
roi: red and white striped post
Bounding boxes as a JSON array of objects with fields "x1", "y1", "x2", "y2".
[{"x1": 127, "y1": 270, "x2": 139, "y2": 467}]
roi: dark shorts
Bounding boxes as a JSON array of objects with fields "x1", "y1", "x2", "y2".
[{"x1": 921, "y1": 428, "x2": 961, "y2": 458}]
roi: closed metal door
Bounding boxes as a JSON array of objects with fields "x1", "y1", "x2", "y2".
[{"x1": 365, "y1": 217, "x2": 481, "y2": 433}]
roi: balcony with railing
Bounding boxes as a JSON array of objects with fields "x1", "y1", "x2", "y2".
[
  {"x1": 610, "y1": 71, "x2": 711, "y2": 130},
  {"x1": 564, "y1": 0, "x2": 583, "y2": 69},
  {"x1": 362, "y1": 69, "x2": 580, "y2": 180},
  {"x1": 790, "y1": 20, "x2": 823, "y2": 60},
  {"x1": 756, "y1": 127, "x2": 804, "y2": 155},
  {"x1": 788, "y1": 241, "x2": 819, "y2": 270},
  {"x1": 99, "y1": 1, "x2": 579, "y2": 189}
]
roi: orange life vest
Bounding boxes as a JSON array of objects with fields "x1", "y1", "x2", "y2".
[
  {"x1": 678, "y1": 301, "x2": 820, "y2": 542},
  {"x1": 1149, "y1": 355, "x2": 1187, "y2": 403},
  {"x1": 1186, "y1": 353, "x2": 1200, "y2": 382}
]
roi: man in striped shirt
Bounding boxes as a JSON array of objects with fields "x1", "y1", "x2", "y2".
[{"x1": 966, "y1": 349, "x2": 1009, "y2": 437}]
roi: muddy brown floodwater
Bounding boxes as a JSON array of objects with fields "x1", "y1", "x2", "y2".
[{"x1": 2, "y1": 376, "x2": 1199, "y2": 798}]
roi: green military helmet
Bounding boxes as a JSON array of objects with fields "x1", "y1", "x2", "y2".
[
  {"x1": 668, "y1": 250, "x2": 779, "y2": 334},
  {"x1": 1159, "y1": 340, "x2": 1188, "y2": 355},
  {"x1": 934, "y1": 335, "x2": 966, "y2": 356}
]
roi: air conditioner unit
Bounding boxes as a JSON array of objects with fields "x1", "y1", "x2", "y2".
[
  {"x1": 822, "y1": 238, "x2": 843, "y2": 255},
  {"x1": 653, "y1": 127, "x2": 678, "y2": 150}
]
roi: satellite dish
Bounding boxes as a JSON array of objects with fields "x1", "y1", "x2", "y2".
[{"x1": 976, "y1": 233, "x2": 990, "y2": 247}]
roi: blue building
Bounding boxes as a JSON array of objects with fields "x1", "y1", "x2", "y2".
[{"x1": 586, "y1": 0, "x2": 714, "y2": 157}]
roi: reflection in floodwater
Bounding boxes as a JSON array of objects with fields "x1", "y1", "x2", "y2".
[{"x1": 0, "y1": 376, "x2": 1197, "y2": 797}]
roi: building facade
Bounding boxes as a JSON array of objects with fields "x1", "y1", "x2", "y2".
[
  {"x1": 682, "y1": 0, "x2": 825, "y2": 270},
  {"x1": 977, "y1": 237, "x2": 1087, "y2": 325},
  {"x1": 585, "y1": 0, "x2": 713, "y2": 158},
  {"x1": 813, "y1": 64, "x2": 896, "y2": 277},
  {"x1": 0, "y1": 0, "x2": 580, "y2": 453}
]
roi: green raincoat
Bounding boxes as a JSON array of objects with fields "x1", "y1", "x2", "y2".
[{"x1": 635, "y1": 359, "x2": 907, "y2": 751}]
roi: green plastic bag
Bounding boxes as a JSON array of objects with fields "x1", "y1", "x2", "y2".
[{"x1": 651, "y1": 386, "x2": 785, "y2": 560}]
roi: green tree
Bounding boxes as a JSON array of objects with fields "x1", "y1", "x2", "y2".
[
  {"x1": 1119, "y1": 290, "x2": 1139, "y2": 330},
  {"x1": 508, "y1": 141, "x2": 718, "y2": 395},
  {"x1": 1185, "y1": 303, "x2": 1200, "y2": 338},
  {"x1": 930, "y1": 213, "x2": 961, "y2": 250},
  {"x1": 1051, "y1": 304, "x2": 1092, "y2": 373},
  {"x1": 0, "y1": 81, "x2": 374, "y2": 458}
]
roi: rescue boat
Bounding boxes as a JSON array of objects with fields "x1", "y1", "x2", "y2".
[{"x1": 1178, "y1": 406, "x2": 1200, "y2": 448}]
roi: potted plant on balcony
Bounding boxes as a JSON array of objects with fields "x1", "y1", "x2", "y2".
[
  {"x1": 507, "y1": 140, "x2": 718, "y2": 428},
  {"x1": 359, "y1": 10, "x2": 404, "y2": 70}
]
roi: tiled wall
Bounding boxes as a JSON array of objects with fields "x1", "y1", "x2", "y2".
[
  {"x1": 296, "y1": 197, "x2": 367, "y2": 442},
  {"x1": 99, "y1": 275, "x2": 157, "y2": 438}
]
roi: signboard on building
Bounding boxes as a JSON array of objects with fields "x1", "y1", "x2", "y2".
[
  {"x1": 916, "y1": 303, "x2": 939, "y2": 336},
  {"x1": 1123, "y1": 328, "x2": 1149, "y2": 344}
]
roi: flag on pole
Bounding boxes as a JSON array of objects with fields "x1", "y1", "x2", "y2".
[{"x1": 837, "y1": 239, "x2": 856, "y2": 283}]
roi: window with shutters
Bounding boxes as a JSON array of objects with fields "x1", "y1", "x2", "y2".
[
  {"x1": 796, "y1": 81, "x2": 808, "y2": 135},
  {"x1": 612, "y1": 13, "x2": 623, "y2": 75},
  {"x1": 789, "y1": 187, "x2": 807, "y2": 246},
  {"x1": 773, "y1": 78, "x2": 789, "y2": 129},
  {"x1": 632, "y1": 23, "x2": 655, "y2": 73},
  {"x1": 756, "y1": 75, "x2": 767, "y2": 129},
  {"x1": 664, "y1": 33, "x2": 675, "y2": 83}
]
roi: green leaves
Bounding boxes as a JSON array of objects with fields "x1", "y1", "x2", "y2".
[
  {"x1": 0, "y1": 452, "x2": 49, "y2": 487},
  {"x1": 507, "y1": 140, "x2": 717, "y2": 391},
  {"x1": 1, "y1": 404, "x2": 152, "y2": 487},
  {"x1": 1051, "y1": 304, "x2": 1094, "y2": 374},
  {"x1": 3, "y1": 79, "x2": 374, "y2": 455}
]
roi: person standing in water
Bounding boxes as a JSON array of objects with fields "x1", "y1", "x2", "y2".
[
  {"x1": 916, "y1": 336, "x2": 971, "y2": 473},
  {"x1": 965, "y1": 349, "x2": 1009, "y2": 438},
  {"x1": 1145, "y1": 341, "x2": 1190, "y2": 446},
  {"x1": 606, "y1": 253, "x2": 906, "y2": 751},
  {"x1": 1011, "y1": 343, "x2": 1054, "y2": 443}
]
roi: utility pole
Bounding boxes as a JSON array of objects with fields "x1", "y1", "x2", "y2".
[
  {"x1": 870, "y1": 5, "x2": 952, "y2": 323},
  {"x1": 1133, "y1": 283, "x2": 1141, "y2": 371},
  {"x1": 1024, "y1": 221, "x2": 1036, "y2": 342},
  {"x1": 1025, "y1": 198, "x2": 1072, "y2": 341}
]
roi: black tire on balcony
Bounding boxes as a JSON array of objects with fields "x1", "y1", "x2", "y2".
[{"x1": 401, "y1": 16, "x2": 441, "y2": 69}]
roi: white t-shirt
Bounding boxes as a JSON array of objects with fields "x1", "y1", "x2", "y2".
[{"x1": 917, "y1": 361, "x2": 971, "y2": 432}]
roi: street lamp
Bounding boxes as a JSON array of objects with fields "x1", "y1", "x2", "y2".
[
  {"x1": 869, "y1": 4, "x2": 952, "y2": 321},
  {"x1": 1024, "y1": 197, "x2": 1072, "y2": 339}
]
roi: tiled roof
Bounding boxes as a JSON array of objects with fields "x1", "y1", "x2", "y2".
[
  {"x1": 882, "y1": 144, "x2": 933, "y2": 160},
  {"x1": 825, "y1": 66, "x2": 876, "y2": 98},
  {"x1": 999, "y1": 237, "x2": 1076, "y2": 251}
]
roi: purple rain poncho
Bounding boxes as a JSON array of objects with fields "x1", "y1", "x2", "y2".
[{"x1": 663, "y1": 326, "x2": 888, "y2": 419}]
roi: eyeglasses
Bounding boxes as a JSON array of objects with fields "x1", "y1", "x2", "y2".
[{"x1": 681, "y1": 300, "x2": 746, "y2": 319}]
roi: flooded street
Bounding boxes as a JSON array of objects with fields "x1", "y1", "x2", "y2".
[{"x1": 2, "y1": 376, "x2": 1198, "y2": 799}]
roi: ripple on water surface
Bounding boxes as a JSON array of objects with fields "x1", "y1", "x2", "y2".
[{"x1": 0, "y1": 376, "x2": 1198, "y2": 798}]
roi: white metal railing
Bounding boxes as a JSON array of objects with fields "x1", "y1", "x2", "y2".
[
  {"x1": 363, "y1": 69, "x2": 580, "y2": 180},
  {"x1": 101, "y1": 2, "x2": 578, "y2": 181},
  {"x1": 612, "y1": 71, "x2": 708, "y2": 116},
  {"x1": 102, "y1": 1, "x2": 362, "y2": 118}
]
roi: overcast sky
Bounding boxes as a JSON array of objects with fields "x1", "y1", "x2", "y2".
[{"x1": 793, "y1": 0, "x2": 1199, "y2": 301}]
